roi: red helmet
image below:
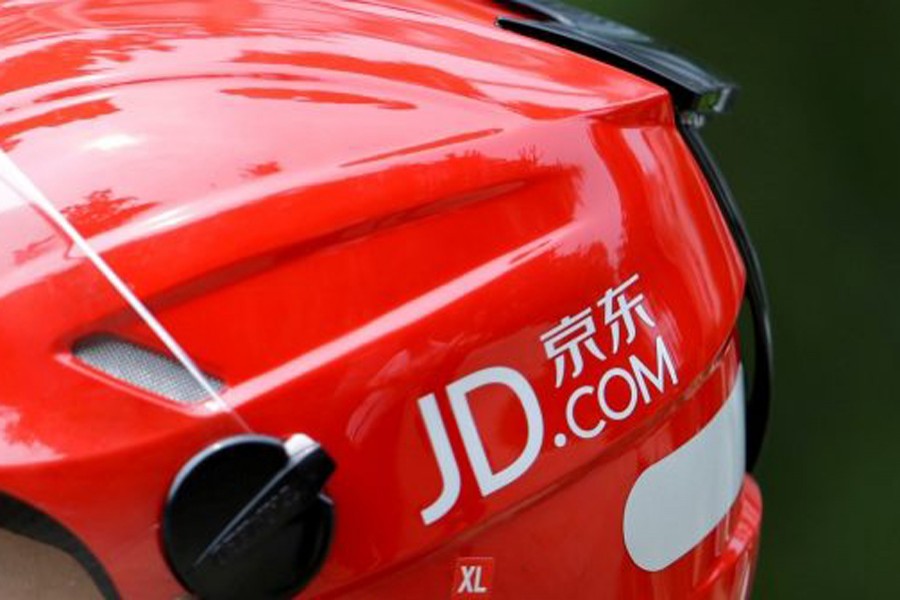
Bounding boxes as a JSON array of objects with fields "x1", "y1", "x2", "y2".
[{"x1": 0, "y1": 0, "x2": 771, "y2": 598}]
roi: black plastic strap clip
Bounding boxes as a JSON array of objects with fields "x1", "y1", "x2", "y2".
[{"x1": 163, "y1": 434, "x2": 335, "y2": 599}]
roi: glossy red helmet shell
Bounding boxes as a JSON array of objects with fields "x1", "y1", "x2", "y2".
[{"x1": 0, "y1": 1, "x2": 766, "y2": 598}]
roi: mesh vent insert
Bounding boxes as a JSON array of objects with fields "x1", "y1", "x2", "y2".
[{"x1": 73, "y1": 335, "x2": 225, "y2": 404}]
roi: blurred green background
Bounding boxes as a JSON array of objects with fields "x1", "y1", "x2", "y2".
[{"x1": 569, "y1": 0, "x2": 900, "y2": 597}]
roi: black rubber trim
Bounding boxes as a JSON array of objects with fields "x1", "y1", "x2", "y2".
[
  {"x1": 495, "y1": 0, "x2": 736, "y2": 115},
  {"x1": 0, "y1": 493, "x2": 119, "y2": 599},
  {"x1": 679, "y1": 125, "x2": 773, "y2": 471}
]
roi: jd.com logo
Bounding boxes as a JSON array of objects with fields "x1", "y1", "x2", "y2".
[{"x1": 418, "y1": 273, "x2": 679, "y2": 525}]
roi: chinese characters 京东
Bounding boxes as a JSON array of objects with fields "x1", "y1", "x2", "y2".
[{"x1": 541, "y1": 273, "x2": 656, "y2": 388}]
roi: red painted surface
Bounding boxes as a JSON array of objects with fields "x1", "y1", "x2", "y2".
[{"x1": 0, "y1": 0, "x2": 759, "y2": 598}]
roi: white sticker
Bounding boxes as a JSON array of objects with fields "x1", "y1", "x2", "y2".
[{"x1": 623, "y1": 368, "x2": 745, "y2": 571}]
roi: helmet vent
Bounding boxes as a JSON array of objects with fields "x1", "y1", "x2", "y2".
[{"x1": 73, "y1": 335, "x2": 225, "y2": 404}]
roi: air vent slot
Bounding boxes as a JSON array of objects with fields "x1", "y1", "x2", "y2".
[{"x1": 73, "y1": 335, "x2": 224, "y2": 404}]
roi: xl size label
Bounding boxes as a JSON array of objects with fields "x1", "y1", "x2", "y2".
[
  {"x1": 417, "y1": 273, "x2": 678, "y2": 525},
  {"x1": 452, "y1": 557, "x2": 494, "y2": 598}
]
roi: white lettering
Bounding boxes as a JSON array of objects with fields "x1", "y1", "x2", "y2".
[
  {"x1": 566, "y1": 385, "x2": 606, "y2": 439},
  {"x1": 458, "y1": 565, "x2": 488, "y2": 593},
  {"x1": 629, "y1": 336, "x2": 678, "y2": 403},
  {"x1": 448, "y1": 367, "x2": 544, "y2": 497},
  {"x1": 597, "y1": 367, "x2": 639, "y2": 421},
  {"x1": 418, "y1": 394, "x2": 461, "y2": 525}
]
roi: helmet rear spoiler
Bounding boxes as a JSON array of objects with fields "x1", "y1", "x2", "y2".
[
  {"x1": 496, "y1": 0, "x2": 772, "y2": 471},
  {"x1": 496, "y1": 0, "x2": 736, "y2": 119}
]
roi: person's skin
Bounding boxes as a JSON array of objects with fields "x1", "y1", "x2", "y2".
[{"x1": 0, "y1": 529, "x2": 101, "y2": 599}]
